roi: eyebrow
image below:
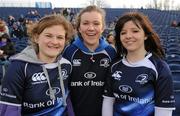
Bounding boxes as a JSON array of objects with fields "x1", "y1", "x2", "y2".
[{"x1": 44, "y1": 33, "x2": 65, "y2": 36}]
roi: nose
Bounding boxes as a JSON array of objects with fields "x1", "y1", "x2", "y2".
[
  {"x1": 87, "y1": 24, "x2": 95, "y2": 30},
  {"x1": 126, "y1": 32, "x2": 132, "y2": 39},
  {"x1": 51, "y1": 37, "x2": 59, "y2": 44}
]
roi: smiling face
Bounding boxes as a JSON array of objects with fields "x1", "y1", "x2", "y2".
[
  {"x1": 120, "y1": 20, "x2": 147, "y2": 54},
  {"x1": 78, "y1": 11, "x2": 104, "y2": 51},
  {"x1": 35, "y1": 25, "x2": 66, "y2": 63}
]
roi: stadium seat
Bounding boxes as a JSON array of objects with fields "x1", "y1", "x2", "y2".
[{"x1": 169, "y1": 64, "x2": 180, "y2": 73}]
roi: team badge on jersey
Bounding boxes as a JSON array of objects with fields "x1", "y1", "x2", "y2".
[
  {"x1": 61, "y1": 69, "x2": 68, "y2": 80},
  {"x1": 135, "y1": 74, "x2": 148, "y2": 84},
  {"x1": 112, "y1": 71, "x2": 122, "y2": 81},
  {"x1": 100, "y1": 58, "x2": 110, "y2": 67}
]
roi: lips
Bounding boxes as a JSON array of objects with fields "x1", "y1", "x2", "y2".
[
  {"x1": 48, "y1": 46, "x2": 60, "y2": 50},
  {"x1": 126, "y1": 41, "x2": 134, "y2": 44},
  {"x1": 86, "y1": 32, "x2": 96, "y2": 36}
]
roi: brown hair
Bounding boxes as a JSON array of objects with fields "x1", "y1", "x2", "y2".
[
  {"x1": 115, "y1": 12, "x2": 165, "y2": 59},
  {"x1": 28, "y1": 14, "x2": 74, "y2": 52}
]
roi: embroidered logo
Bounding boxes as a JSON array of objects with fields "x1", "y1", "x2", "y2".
[
  {"x1": 31, "y1": 72, "x2": 47, "y2": 84},
  {"x1": 112, "y1": 71, "x2": 122, "y2": 81},
  {"x1": 100, "y1": 58, "x2": 110, "y2": 67},
  {"x1": 73, "y1": 59, "x2": 81, "y2": 66},
  {"x1": 61, "y1": 69, "x2": 68, "y2": 80},
  {"x1": 84, "y1": 72, "x2": 96, "y2": 79},
  {"x1": 32, "y1": 72, "x2": 46, "y2": 81},
  {"x1": 135, "y1": 74, "x2": 148, "y2": 84},
  {"x1": 119, "y1": 85, "x2": 133, "y2": 93},
  {"x1": 46, "y1": 87, "x2": 61, "y2": 96}
]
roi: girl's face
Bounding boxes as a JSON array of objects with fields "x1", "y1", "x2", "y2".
[
  {"x1": 35, "y1": 25, "x2": 66, "y2": 63},
  {"x1": 120, "y1": 20, "x2": 147, "y2": 53},
  {"x1": 107, "y1": 35, "x2": 115, "y2": 44},
  {"x1": 79, "y1": 11, "x2": 104, "y2": 51}
]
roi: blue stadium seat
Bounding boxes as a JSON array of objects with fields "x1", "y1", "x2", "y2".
[
  {"x1": 166, "y1": 54, "x2": 180, "y2": 64},
  {"x1": 169, "y1": 64, "x2": 180, "y2": 73}
]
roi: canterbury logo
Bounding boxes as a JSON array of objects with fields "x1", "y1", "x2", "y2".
[
  {"x1": 73, "y1": 59, "x2": 81, "y2": 66},
  {"x1": 32, "y1": 72, "x2": 46, "y2": 82}
]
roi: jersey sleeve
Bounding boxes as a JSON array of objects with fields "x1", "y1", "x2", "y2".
[
  {"x1": 154, "y1": 107, "x2": 173, "y2": 116},
  {"x1": 155, "y1": 61, "x2": 175, "y2": 109},
  {"x1": 0, "y1": 103, "x2": 21, "y2": 116},
  {"x1": 66, "y1": 94, "x2": 75, "y2": 116},
  {"x1": 0, "y1": 61, "x2": 25, "y2": 106},
  {"x1": 102, "y1": 96, "x2": 114, "y2": 116}
]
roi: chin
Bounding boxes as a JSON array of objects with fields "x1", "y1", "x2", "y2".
[
  {"x1": 48, "y1": 53, "x2": 59, "y2": 57},
  {"x1": 47, "y1": 55, "x2": 58, "y2": 60}
]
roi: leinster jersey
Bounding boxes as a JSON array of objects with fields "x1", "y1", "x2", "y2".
[
  {"x1": 104, "y1": 53, "x2": 175, "y2": 116},
  {"x1": 63, "y1": 36, "x2": 116, "y2": 116},
  {"x1": 0, "y1": 46, "x2": 72, "y2": 116}
]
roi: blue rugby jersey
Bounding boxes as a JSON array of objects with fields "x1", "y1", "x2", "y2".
[
  {"x1": 63, "y1": 36, "x2": 117, "y2": 116},
  {"x1": 0, "y1": 46, "x2": 73, "y2": 116},
  {"x1": 104, "y1": 53, "x2": 175, "y2": 116}
]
